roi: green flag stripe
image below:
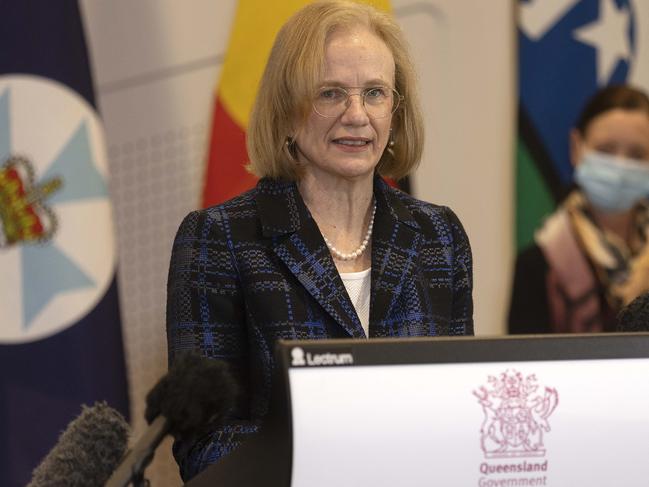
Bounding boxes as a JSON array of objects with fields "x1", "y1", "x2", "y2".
[{"x1": 516, "y1": 136, "x2": 555, "y2": 251}]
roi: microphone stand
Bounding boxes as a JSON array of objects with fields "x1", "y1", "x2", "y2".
[{"x1": 105, "y1": 416, "x2": 169, "y2": 487}]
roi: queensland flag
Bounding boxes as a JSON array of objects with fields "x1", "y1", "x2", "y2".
[
  {"x1": 516, "y1": 0, "x2": 637, "y2": 250},
  {"x1": 0, "y1": 2, "x2": 129, "y2": 486}
]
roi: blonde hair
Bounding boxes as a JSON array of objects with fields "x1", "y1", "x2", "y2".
[{"x1": 246, "y1": 0, "x2": 424, "y2": 181}]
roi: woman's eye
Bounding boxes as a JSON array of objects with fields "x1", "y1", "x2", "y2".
[
  {"x1": 365, "y1": 87, "x2": 387, "y2": 99},
  {"x1": 319, "y1": 89, "x2": 344, "y2": 101},
  {"x1": 627, "y1": 146, "x2": 649, "y2": 161},
  {"x1": 593, "y1": 142, "x2": 617, "y2": 155}
]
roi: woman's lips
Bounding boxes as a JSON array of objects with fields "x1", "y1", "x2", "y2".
[{"x1": 332, "y1": 137, "x2": 371, "y2": 150}]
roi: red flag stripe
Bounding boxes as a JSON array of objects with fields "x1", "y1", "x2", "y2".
[{"x1": 202, "y1": 96, "x2": 257, "y2": 208}]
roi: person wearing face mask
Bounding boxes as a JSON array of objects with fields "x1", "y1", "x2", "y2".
[
  {"x1": 509, "y1": 85, "x2": 649, "y2": 334},
  {"x1": 166, "y1": 1, "x2": 474, "y2": 481}
]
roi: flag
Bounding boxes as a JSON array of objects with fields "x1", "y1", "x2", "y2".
[
  {"x1": 0, "y1": 2, "x2": 129, "y2": 486},
  {"x1": 203, "y1": 0, "x2": 394, "y2": 208},
  {"x1": 516, "y1": 0, "x2": 637, "y2": 250}
]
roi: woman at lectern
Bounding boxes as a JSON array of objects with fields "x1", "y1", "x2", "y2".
[
  {"x1": 509, "y1": 85, "x2": 649, "y2": 334},
  {"x1": 166, "y1": 0, "x2": 473, "y2": 480}
]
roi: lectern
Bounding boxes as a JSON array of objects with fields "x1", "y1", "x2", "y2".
[{"x1": 187, "y1": 333, "x2": 649, "y2": 487}]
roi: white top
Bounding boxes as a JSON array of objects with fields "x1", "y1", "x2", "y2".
[{"x1": 339, "y1": 268, "x2": 371, "y2": 337}]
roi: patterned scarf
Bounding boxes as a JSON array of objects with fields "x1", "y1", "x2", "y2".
[
  {"x1": 566, "y1": 191, "x2": 649, "y2": 310},
  {"x1": 535, "y1": 190, "x2": 649, "y2": 333}
]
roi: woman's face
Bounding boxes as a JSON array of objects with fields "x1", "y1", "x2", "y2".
[
  {"x1": 293, "y1": 26, "x2": 395, "y2": 182},
  {"x1": 571, "y1": 108, "x2": 649, "y2": 164}
]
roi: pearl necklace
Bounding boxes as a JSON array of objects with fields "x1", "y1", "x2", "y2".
[{"x1": 322, "y1": 201, "x2": 376, "y2": 261}]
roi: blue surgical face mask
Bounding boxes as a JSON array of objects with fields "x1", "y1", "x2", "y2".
[{"x1": 574, "y1": 151, "x2": 649, "y2": 212}]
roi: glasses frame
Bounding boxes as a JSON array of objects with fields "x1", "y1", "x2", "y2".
[{"x1": 312, "y1": 85, "x2": 403, "y2": 119}]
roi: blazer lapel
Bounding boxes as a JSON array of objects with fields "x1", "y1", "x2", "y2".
[
  {"x1": 255, "y1": 179, "x2": 365, "y2": 338},
  {"x1": 369, "y1": 178, "x2": 423, "y2": 337}
]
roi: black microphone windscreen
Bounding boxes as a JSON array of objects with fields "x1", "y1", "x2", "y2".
[
  {"x1": 27, "y1": 401, "x2": 129, "y2": 487},
  {"x1": 145, "y1": 352, "x2": 238, "y2": 439},
  {"x1": 618, "y1": 291, "x2": 649, "y2": 332}
]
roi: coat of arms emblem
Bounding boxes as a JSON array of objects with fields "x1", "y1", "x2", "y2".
[
  {"x1": 0, "y1": 156, "x2": 61, "y2": 248},
  {"x1": 473, "y1": 369, "x2": 558, "y2": 458}
]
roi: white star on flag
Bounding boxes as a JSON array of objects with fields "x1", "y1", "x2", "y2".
[{"x1": 573, "y1": 0, "x2": 632, "y2": 85}]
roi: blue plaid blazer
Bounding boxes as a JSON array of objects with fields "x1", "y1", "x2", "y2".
[{"x1": 166, "y1": 176, "x2": 473, "y2": 480}]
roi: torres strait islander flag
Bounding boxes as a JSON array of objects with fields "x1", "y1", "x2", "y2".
[
  {"x1": 0, "y1": 2, "x2": 129, "y2": 486},
  {"x1": 203, "y1": 0, "x2": 393, "y2": 208},
  {"x1": 516, "y1": 0, "x2": 641, "y2": 250}
]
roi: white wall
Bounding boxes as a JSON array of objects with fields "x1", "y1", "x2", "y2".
[
  {"x1": 81, "y1": 2, "x2": 236, "y2": 485},
  {"x1": 630, "y1": 1, "x2": 649, "y2": 88},
  {"x1": 395, "y1": 1, "x2": 515, "y2": 337}
]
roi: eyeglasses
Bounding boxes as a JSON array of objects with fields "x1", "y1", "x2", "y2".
[{"x1": 312, "y1": 86, "x2": 403, "y2": 119}]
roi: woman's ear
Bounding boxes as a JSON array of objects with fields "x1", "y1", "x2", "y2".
[{"x1": 570, "y1": 128, "x2": 584, "y2": 168}]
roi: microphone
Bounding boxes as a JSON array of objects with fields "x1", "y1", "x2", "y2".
[
  {"x1": 617, "y1": 292, "x2": 649, "y2": 332},
  {"x1": 27, "y1": 402, "x2": 130, "y2": 487},
  {"x1": 106, "y1": 352, "x2": 237, "y2": 487}
]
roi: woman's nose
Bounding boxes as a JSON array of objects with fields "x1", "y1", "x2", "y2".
[{"x1": 341, "y1": 94, "x2": 369, "y2": 123}]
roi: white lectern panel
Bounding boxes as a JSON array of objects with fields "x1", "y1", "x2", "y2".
[{"x1": 289, "y1": 359, "x2": 649, "y2": 487}]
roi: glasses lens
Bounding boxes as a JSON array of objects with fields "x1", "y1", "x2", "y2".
[
  {"x1": 313, "y1": 87, "x2": 347, "y2": 117},
  {"x1": 363, "y1": 87, "x2": 398, "y2": 119}
]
